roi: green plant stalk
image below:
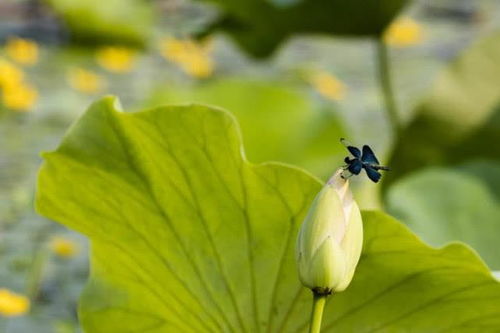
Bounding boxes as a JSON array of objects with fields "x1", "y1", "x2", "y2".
[
  {"x1": 25, "y1": 224, "x2": 53, "y2": 300},
  {"x1": 376, "y1": 38, "x2": 401, "y2": 138},
  {"x1": 26, "y1": 249, "x2": 49, "y2": 299},
  {"x1": 309, "y1": 292, "x2": 328, "y2": 333}
]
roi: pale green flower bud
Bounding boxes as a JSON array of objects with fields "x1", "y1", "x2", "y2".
[{"x1": 296, "y1": 169, "x2": 363, "y2": 295}]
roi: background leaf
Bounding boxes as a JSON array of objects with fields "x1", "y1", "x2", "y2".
[
  {"x1": 458, "y1": 160, "x2": 500, "y2": 200},
  {"x1": 385, "y1": 31, "x2": 500, "y2": 188},
  {"x1": 197, "y1": 0, "x2": 409, "y2": 57},
  {"x1": 37, "y1": 97, "x2": 500, "y2": 332},
  {"x1": 387, "y1": 166, "x2": 500, "y2": 270},
  {"x1": 45, "y1": 0, "x2": 155, "y2": 47},
  {"x1": 146, "y1": 79, "x2": 346, "y2": 180}
]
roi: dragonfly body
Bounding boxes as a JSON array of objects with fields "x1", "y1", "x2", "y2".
[{"x1": 341, "y1": 138, "x2": 389, "y2": 183}]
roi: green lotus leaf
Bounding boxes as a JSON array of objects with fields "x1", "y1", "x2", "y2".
[
  {"x1": 458, "y1": 160, "x2": 500, "y2": 199},
  {"x1": 385, "y1": 31, "x2": 500, "y2": 188},
  {"x1": 146, "y1": 79, "x2": 346, "y2": 180},
  {"x1": 46, "y1": 0, "x2": 154, "y2": 47},
  {"x1": 37, "y1": 97, "x2": 500, "y2": 332},
  {"x1": 387, "y1": 164, "x2": 500, "y2": 270},
  {"x1": 197, "y1": 0, "x2": 408, "y2": 57}
]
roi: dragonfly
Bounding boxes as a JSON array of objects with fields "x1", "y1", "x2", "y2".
[{"x1": 340, "y1": 138, "x2": 390, "y2": 183}]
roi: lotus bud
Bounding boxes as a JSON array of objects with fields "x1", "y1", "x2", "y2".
[{"x1": 296, "y1": 168, "x2": 363, "y2": 295}]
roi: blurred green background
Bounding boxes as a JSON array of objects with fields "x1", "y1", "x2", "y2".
[{"x1": 1, "y1": 0, "x2": 500, "y2": 331}]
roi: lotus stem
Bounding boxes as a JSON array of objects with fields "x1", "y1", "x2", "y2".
[
  {"x1": 309, "y1": 291, "x2": 327, "y2": 333},
  {"x1": 376, "y1": 38, "x2": 401, "y2": 138}
]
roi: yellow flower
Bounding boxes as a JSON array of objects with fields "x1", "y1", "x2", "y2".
[
  {"x1": 384, "y1": 17, "x2": 424, "y2": 47},
  {"x1": 161, "y1": 37, "x2": 189, "y2": 63},
  {"x1": 0, "y1": 289, "x2": 30, "y2": 316},
  {"x1": 1, "y1": 82, "x2": 38, "y2": 111},
  {"x1": 309, "y1": 71, "x2": 347, "y2": 101},
  {"x1": 0, "y1": 58, "x2": 24, "y2": 89},
  {"x1": 5, "y1": 37, "x2": 39, "y2": 66},
  {"x1": 181, "y1": 53, "x2": 214, "y2": 78},
  {"x1": 160, "y1": 37, "x2": 214, "y2": 78},
  {"x1": 67, "y1": 67, "x2": 106, "y2": 94},
  {"x1": 96, "y1": 46, "x2": 136, "y2": 73},
  {"x1": 50, "y1": 236, "x2": 78, "y2": 258}
]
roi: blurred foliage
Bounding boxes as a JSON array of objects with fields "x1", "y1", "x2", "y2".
[
  {"x1": 147, "y1": 79, "x2": 346, "y2": 179},
  {"x1": 197, "y1": 0, "x2": 409, "y2": 57},
  {"x1": 384, "y1": 29, "x2": 500, "y2": 272},
  {"x1": 36, "y1": 98, "x2": 500, "y2": 331},
  {"x1": 387, "y1": 165, "x2": 500, "y2": 269},
  {"x1": 458, "y1": 160, "x2": 500, "y2": 200},
  {"x1": 44, "y1": 0, "x2": 155, "y2": 47},
  {"x1": 386, "y1": 30, "x2": 500, "y2": 188}
]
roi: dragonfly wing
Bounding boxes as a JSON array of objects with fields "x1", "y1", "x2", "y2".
[
  {"x1": 364, "y1": 165, "x2": 382, "y2": 183},
  {"x1": 341, "y1": 138, "x2": 361, "y2": 158},
  {"x1": 348, "y1": 159, "x2": 363, "y2": 175},
  {"x1": 361, "y1": 145, "x2": 380, "y2": 164}
]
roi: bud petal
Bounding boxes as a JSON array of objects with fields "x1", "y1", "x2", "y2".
[
  {"x1": 306, "y1": 235, "x2": 346, "y2": 291},
  {"x1": 337, "y1": 204, "x2": 363, "y2": 291},
  {"x1": 296, "y1": 169, "x2": 363, "y2": 294}
]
